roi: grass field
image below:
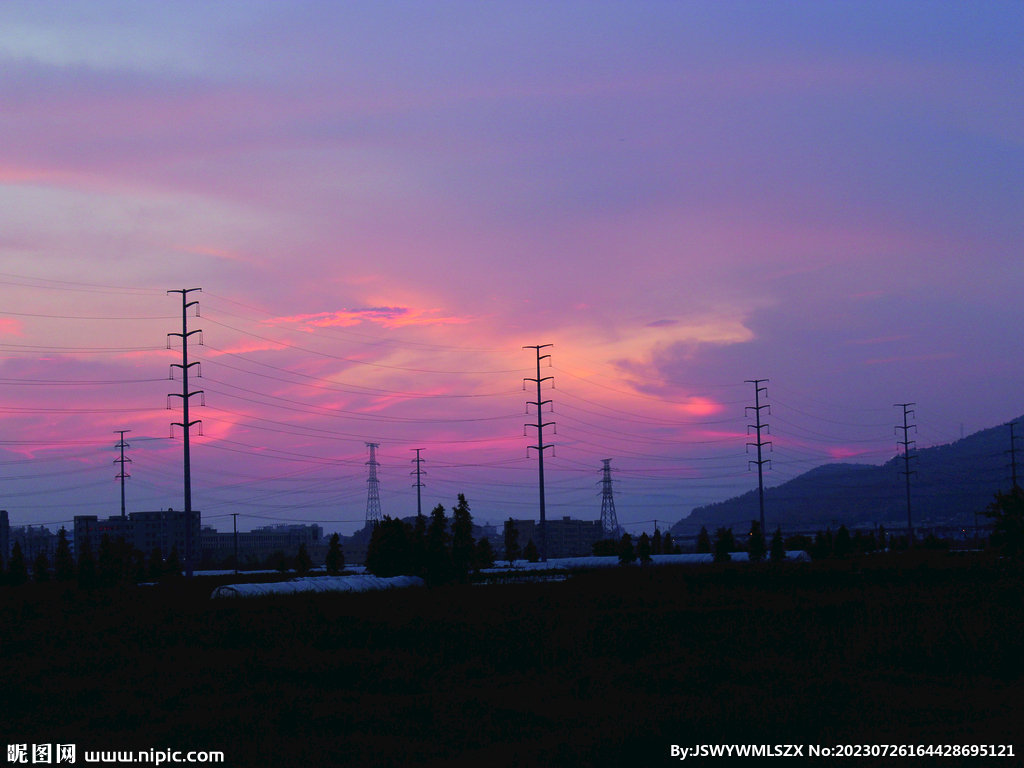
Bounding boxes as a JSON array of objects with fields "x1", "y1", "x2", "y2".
[{"x1": 1, "y1": 552, "x2": 1021, "y2": 766}]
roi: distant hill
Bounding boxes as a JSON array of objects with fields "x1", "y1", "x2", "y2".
[{"x1": 672, "y1": 416, "x2": 1021, "y2": 534}]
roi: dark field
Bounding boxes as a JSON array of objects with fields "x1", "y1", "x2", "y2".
[{"x1": 2, "y1": 553, "x2": 1021, "y2": 767}]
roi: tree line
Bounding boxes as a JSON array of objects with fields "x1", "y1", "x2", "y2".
[{"x1": 0, "y1": 526, "x2": 185, "y2": 588}]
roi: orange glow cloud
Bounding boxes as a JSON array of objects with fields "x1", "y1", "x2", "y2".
[
  {"x1": 271, "y1": 307, "x2": 472, "y2": 330},
  {"x1": 0, "y1": 318, "x2": 24, "y2": 336},
  {"x1": 675, "y1": 397, "x2": 723, "y2": 417}
]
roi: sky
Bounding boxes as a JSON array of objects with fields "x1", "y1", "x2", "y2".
[{"x1": 1, "y1": 1, "x2": 1022, "y2": 537}]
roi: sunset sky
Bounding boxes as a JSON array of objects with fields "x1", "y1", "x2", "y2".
[{"x1": 1, "y1": 2, "x2": 1022, "y2": 536}]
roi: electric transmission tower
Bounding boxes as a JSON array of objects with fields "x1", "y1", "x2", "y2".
[
  {"x1": 895, "y1": 403, "x2": 917, "y2": 546},
  {"x1": 745, "y1": 379, "x2": 771, "y2": 531},
  {"x1": 599, "y1": 459, "x2": 620, "y2": 539},
  {"x1": 1009, "y1": 421, "x2": 1020, "y2": 491},
  {"x1": 411, "y1": 448, "x2": 426, "y2": 517},
  {"x1": 113, "y1": 430, "x2": 131, "y2": 518},
  {"x1": 167, "y1": 288, "x2": 203, "y2": 578},
  {"x1": 524, "y1": 344, "x2": 554, "y2": 563},
  {"x1": 365, "y1": 442, "x2": 382, "y2": 526}
]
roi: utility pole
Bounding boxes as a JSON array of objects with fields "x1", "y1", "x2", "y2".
[
  {"x1": 895, "y1": 403, "x2": 917, "y2": 547},
  {"x1": 599, "y1": 459, "x2": 620, "y2": 539},
  {"x1": 745, "y1": 379, "x2": 771, "y2": 531},
  {"x1": 231, "y1": 513, "x2": 238, "y2": 575},
  {"x1": 524, "y1": 344, "x2": 554, "y2": 562},
  {"x1": 365, "y1": 443, "x2": 382, "y2": 526},
  {"x1": 411, "y1": 448, "x2": 426, "y2": 517},
  {"x1": 1009, "y1": 421, "x2": 1020, "y2": 491},
  {"x1": 168, "y1": 288, "x2": 203, "y2": 578},
  {"x1": 113, "y1": 430, "x2": 131, "y2": 518}
]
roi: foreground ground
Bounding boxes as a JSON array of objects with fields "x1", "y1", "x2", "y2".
[{"x1": 1, "y1": 552, "x2": 1021, "y2": 766}]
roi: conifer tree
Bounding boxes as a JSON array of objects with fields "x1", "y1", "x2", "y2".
[
  {"x1": 97, "y1": 534, "x2": 117, "y2": 587},
  {"x1": 834, "y1": 525, "x2": 853, "y2": 558},
  {"x1": 636, "y1": 532, "x2": 652, "y2": 565},
  {"x1": 865, "y1": 531, "x2": 877, "y2": 553},
  {"x1": 877, "y1": 525, "x2": 887, "y2": 550},
  {"x1": 713, "y1": 527, "x2": 734, "y2": 563},
  {"x1": 8, "y1": 542, "x2": 28, "y2": 586},
  {"x1": 0, "y1": 549, "x2": 6, "y2": 587},
  {"x1": 165, "y1": 545, "x2": 182, "y2": 578},
  {"x1": 770, "y1": 526, "x2": 786, "y2": 562},
  {"x1": 450, "y1": 494, "x2": 475, "y2": 579},
  {"x1": 523, "y1": 539, "x2": 540, "y2": 563},
  {"x1": 696, "y1": 526, "x2": 712, "y2": 554},
  {"x1": 748, "y1": 520, "x2": 767, "y2": 562},
  {"x1": 652, "y1": 528, "x2": 662, "y2": 556},
  {"x1": 473, "y1": 537, "x2": 495, "y2": 572},
  {"x1": 147, "y1": 547, "x2": 164, "y2": 581},
  {"x1": 811, "y1": 531, "x2": 830, "y2": 560},
  {"x1": 33, "y1": 550, "x2": 51, "y2": 583},
  {"x1": 503, "y1": 518, "x2": 521, "y2": 566},
  {"x1": 618, "y1": 533, "x2": 636, "y2": 565},
  {"x1": 410, "y1": 513, "x2": 427, "y2": 576},
  {"x1": 295, "y1": 542, "x2": 312, "y2": 574},
  {"x1": 131, "y1": 550, "x2": 147, "y2": 582},
  {"x1": 366, "y1": 517, "x2": 412, "y2": 577},
  {"x1": 326, "y1": 533, "x2": 344, "y2": 575},
  {"x1": 77, "y1": 538, "x2": 96, "y2": 589},
  {"x1": 54, "y1": 527, "x2": 76, "y2": 582},
  {"x1": 426, "y1": 504, "x2": 451, "y2": 583},
  {"x1": 663, "y1": 531, "x2": 675, "y2": 555},
  {"x1": 984, "y1": 487, "x2": 1024, "y2": 558}
]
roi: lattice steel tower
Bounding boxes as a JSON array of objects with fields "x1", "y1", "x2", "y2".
[
  {"x1": 600, "y1": 459, "x2": 620, "y2": 538},
  {"x1": 365, "y1": 442, "x2": 382, "y2": 526},
  {"x1": 113, "y1": 430, "x2": 131, "y2": 518}
]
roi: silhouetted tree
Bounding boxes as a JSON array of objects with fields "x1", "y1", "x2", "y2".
[
  {"x1": 54, "y1": 527, "x2": 76, "y2": 582},
  {"x1": 426, "y1": 504, "x2": 451, "y2": 583},
  {"x1": 33, "y1": 550, "x2": 50, "y2": 583},
  {"x1": 295, "y1": 542, "x2": 312, "y2": 574},
  {"x1": 696, "y1": 526, "x2": 712, "y2": 554},
  {"x1": 713, "y1": 527, "x2": 734, "y2": 563},
  {"x1": 473, "y1": 537, "x2": 495, "y2": 572},
  {"x1": 663, "y1": 531, "x2": 676, "y2": 554},
  {"x1": 864, "y1": 531, "x2": 877, "y2": 553},
  {"x1": 504, "y1": 518, "x2": 521, "y2": 565},
  {"x1": 165, "y1": 545, "x2": 183, "y2": 578},
  {"x1": 748, "y1": 520, "x2": 766, "y2": 562},
  {"x1": 877, "y1": 525, "x2": 887, "y2": 550},
  {"x1": 147, "y1": 547, "x2": 164, "y2": 581},
  {"x1": 984, "y1": 487, "x2": 1024, "y2": 558},
  {"x1": 770, "y1": 526, "x2": 786, "y2": 562},
  {"x1": 410, "y1": 513, "x2": 427, "y2": 576},
  {"x1": 0, "y1": 550, "x2": 5, "y2": 587},
  {"x1": 326, "y1": 533, "x2": 344, "y2": 575},
  {"x1": 77, "y1": 538, "x2": 96, "y2": 589},
  {"x1": 852, "y1": 530, "x2": 865, "y2": 553},
  {"x1": 97, "y1": 534, "x2": 118, "y2": 587},
  {"x1": 784, "y1": 534, "x2": 813, "y2": 552},
  {"x1": 8, "y1": 542, "x2": 27, "y2": 586},
  {"x1": 450, "y1": 494, "x2": 475, "y2": 580},
  {"x1": 618, "y1": 533, "x2": 636, "y2": 565},
  {"x1": 523, "y1": 539, "x2": 540, "y2": 563},
  {"x1": 652, "y1": 529, "x2": 663, "y2": 556},
  {"x1": 592, "y1": 539, "x2": 618, "y2": 557},
  {"x1": 834, "y1": 525, "x2": 853, "y2": 559},
  {"x1": 131, "y1": 550, "x2": 147, "y2": 582},
  {"x1": 636, "y1": 532, "x2": 652, "y2": 565},
  {"x1": 366, "y1": 517, "x2": 413, "y2": 577},
  {"x1": 923, "y1": 533, "x2": 949, "y2": 550},
  {"x1": 811, "y1": 531, "x2": 830, "y2": 560}
]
